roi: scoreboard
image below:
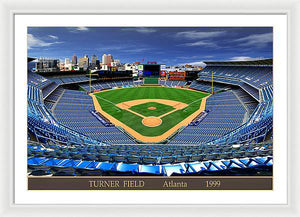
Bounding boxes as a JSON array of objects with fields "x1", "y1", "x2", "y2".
[{"x1": 139, "y1": 64, "x2": 161, "y2": 77}]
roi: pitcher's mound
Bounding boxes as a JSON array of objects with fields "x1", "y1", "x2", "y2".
[
  {"x1": 148, "y1": 106, "x2": 157, "y2": 110},
  {"x1": 142, "y1": 117, "x2": 162, "y2": 127}
]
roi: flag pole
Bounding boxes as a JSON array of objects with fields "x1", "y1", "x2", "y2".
[{"x1": 89, "y1": 69, "x2": 91, "y2": 92}]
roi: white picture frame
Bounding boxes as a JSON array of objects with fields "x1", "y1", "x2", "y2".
[{"x1": 0, "y1": 0, "x2": 298, "y2": 216}]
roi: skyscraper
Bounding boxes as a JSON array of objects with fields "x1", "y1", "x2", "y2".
[
  {"x1": 91, "y1": 54, "x2": 97, "y2": 65},
  {"x1": 107, "y1": 54, "x2": 113, "y2": 65},
  {"x1": 91, "y1": 54, "x2": 98, "y2": 69},
  {"x1": 102, "y1": 54, "x2": 113, "y2": 66},
  {"x1": 72, "y1": 54, "x2": 77, "y2": 64},
  {"x1": 36, "y1": 58, "x2": 60, "y2": 73},
  {"x1": 102, "y1": 54, "x2": 107, "y2": 65},
  {"x1": 65, "y1": 58, "x2": 70, "y2": 65},
  {"x1": 78, "y1": 56, "x2": 89, "y2": 70}
]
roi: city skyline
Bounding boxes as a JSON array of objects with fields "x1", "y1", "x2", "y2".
[{"x1": 28, "y1": 27, "x2": 273, "y2": 66}]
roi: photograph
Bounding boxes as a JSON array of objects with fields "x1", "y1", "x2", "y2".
[
  {"x1": 26, "y1": 26, "x2": 273, "y2": 190},
  {"x1": 0, "y1": 0, "x2": 293, "y2": 212}
]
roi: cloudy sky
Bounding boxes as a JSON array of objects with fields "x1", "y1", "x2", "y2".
[{"x1": 27, "y1": 27, "x2": 273, "y2": 66}]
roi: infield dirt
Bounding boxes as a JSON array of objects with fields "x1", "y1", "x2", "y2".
[{"x1": 90, "y1": 93, "x2": 208, "y2": 143}]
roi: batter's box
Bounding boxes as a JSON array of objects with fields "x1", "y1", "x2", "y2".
[{"x1": 90, "y1": 87, "x2": 210, "y2": 143}]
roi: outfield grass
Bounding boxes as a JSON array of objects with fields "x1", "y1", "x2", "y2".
[{"x1": 94, "y1": 87, "x2": 209, "y2": 137}]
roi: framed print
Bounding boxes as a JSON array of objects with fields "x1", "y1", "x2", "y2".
[
  {"x1": 16, "y1": 13, "x2": 286, "y2": 203},
  {"x1": 1, "y1": 0, "x2": 299, "y2": 216}
]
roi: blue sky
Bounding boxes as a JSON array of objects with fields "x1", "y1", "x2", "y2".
[{"x1": 28, "y1": 27, "x2": 273, "y2": 66}]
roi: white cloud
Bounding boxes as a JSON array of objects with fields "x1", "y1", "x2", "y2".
[
  {"x1": 177, "y1": 56, "x2": 200, "y2": 60},
  {"x1": 126, "y1": 48, "x2": 151, "y2": 53},
  {"x1": 180, "y1": 40, "x2": 218, "y2": 48},
  {"x1": 28, "y1": 34, "x2": 62, "y2": 49},
  {"x1": 99, "y1": 43, "x2": 152, "y2": 53},
  {"x1": 175, "y1": 31, "x2": 226, "y2": 40},
  {"x1": 77, "y1": 26, "x2": 89, "y2": 31},
  {"x1": 70, "y1": 27, "x2": 90, "y2": 32},
  {"x1": 122, "y1": 27, "x2": 157, "y2": 34},
  {"x1": 179, "y1": 61, "x2": 206, "y2": 67},
  {"x1": 235, "y1": 32, "x2": 272, "y2": 47},
  {"x1": 100, "y1": 45, "x2": 126, "y2": 51},
  {"x1": 48, "y1": 35, "x2": 58, "y2": 39},
  {"x1": 177, "y1": 55, "x2": 214, "y2": 60},
  {"x1": 229, "y1": 56, "x2": 265, "y2": 61},
  {"x1": 136, "y1": 28, "x2": 156, "y2": 33}
]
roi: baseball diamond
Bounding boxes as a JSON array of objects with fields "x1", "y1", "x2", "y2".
[
  {"x1": 130, "y1": 102, "x2": 174, "y2": 117},
  {"x1": 91, "y1": 86, "x2": 210, "y2": 143}
]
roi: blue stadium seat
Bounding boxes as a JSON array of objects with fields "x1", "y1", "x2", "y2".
[{"x1": 162, "y1": 164, "x2": 186, "y2": 176}]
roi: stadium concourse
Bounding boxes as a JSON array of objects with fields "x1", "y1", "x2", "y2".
[{"x1": 27, "y1": 59, "x2": 273, "y2": 176}]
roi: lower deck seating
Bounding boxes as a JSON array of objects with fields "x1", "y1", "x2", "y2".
[
  {"x1": 169, "y1": 91, "x2": 246, "y2": 144},
  {"x1": 54, "y1": 90, "x2": 135, "y2": 144},
  {"x1": 27, "y1": 63, "x2": 273, "y2": 176},
  {"x1": 27, "y1": 141, "x2": 273, "y2": 176},
  {"x1": 28, "y1": 155, "x2": 273, "y2": 176},
  {"x1": 27, "y1": 98, "x2": 99, "y2": 146},
  {"x1": 159, "y1": 80, "x2": 186, "y2": 87}
]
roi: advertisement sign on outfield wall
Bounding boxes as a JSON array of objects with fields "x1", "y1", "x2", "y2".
[
  {"x1": 138, "y1": 64, "x2": 143, "y2": 71},
  {"x1": 160, "y1": 70, "x2": 166, "y2": 76}
]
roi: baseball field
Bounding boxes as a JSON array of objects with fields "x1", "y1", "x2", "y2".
[{"x1": 91, "y1": 86, "x2": 210, "y2": 143}]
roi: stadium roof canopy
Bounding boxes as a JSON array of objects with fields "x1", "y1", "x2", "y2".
[{"x1": 204, "y1": 58, "x2": 273, "y2": 66}]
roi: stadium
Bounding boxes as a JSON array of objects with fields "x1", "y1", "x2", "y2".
[{"x1": 27, "y1": 59, "x2": 273, "y2": 176}]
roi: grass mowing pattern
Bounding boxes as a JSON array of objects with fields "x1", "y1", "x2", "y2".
[
  {"x1": 144, "y1": 77, "x2": 159, "y2": 84},
  {"x1": 95, "y1": 87, "x2": 209, "y2": 137},
  {"x1": 130, "y1": 102, "x2": 174, "y2": 117}
]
